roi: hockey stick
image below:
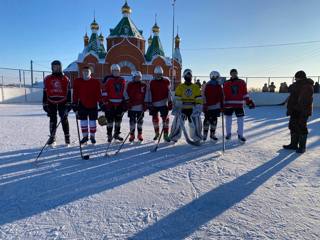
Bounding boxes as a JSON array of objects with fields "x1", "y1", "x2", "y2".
[
  {"x1": 35, "y1": 110, "x2": 69, "y2": 163},
  {"x1": 114, "y1": 112, "x2": 144, "y2": 156},
  {"x1": 221, "y1": 111, "x2": 225, "y2": 153},
  {"x1": 75, "y1": 113, "x2": 90, "y2": 160}
]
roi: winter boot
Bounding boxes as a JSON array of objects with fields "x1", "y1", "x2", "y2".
[
  {"x1": 283, "y1": 133, "x2": 299, "y2": 150},
  {"x1": 114, "y1": 133, "x2": 124, "y2": 141},
  {"x1": 129, "y1": 133, "x2": 135, "y2": 143},
  {"x1": 238, "y1": 135, "x2": 246, "y2": 143},
  {"x1": 210, "y1": 131, "x2": 218, "y2": 141},
  {"x1": 296, "y1": 134, "x2": 307, "y2": 154},
  {"x1": 80, "y1": 136, "x2": 89, "y2": 145},
  {"x1": 107, "y1": 134, "x2": 113, "y2": 143},
  {"x1": 90, "y1": 136, "x2": 96, "y2": 145},
  {"x1": 65, "y1": 134, "x2": 71, "y2": 145}
]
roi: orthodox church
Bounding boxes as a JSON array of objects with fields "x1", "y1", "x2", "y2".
[{"x1": 64, "y1": 1, "x2": 182, "y2": 88}]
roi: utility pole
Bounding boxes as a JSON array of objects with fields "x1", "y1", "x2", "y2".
[
  {"x1": 30, "y1": 60, "x2": 34, "y2": 87},
  {"x1": 171, "y1": 0, "x2": 176, "y2": 90}
]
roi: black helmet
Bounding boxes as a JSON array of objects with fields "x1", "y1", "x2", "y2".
[
  {"x1": 230, "y1": 69, "x2": 238, "y2": 74},
  {"x1": 294, "y1": 70, "x2": 307, "y2": 80},
  {"x1": 51, "y1": 60, "x2": 62, "y2": 66}
]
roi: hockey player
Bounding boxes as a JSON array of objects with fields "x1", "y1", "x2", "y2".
[
  {"x1": 42, "y1": 60, "x2": 71, "y2": 146},
  {"x1": 124, "y1": 71, "x2": 147, "y2": 143},
  {"x1": 202, "y1": 70, "x2": 223, "y2": 141},
  {"x1": 101, "y1": 64, "x2": 126, "y2": 142},
  {"x1": 148, "y1": 66, "x2": 173, "y2": 142},
  {"x1": 283, "y1": 70, "x2": 314, "y2": 153},
  {"x1": 172, "y1": 69, "x2": 203, "y2": 142},
  {"x1": 223, "y1": 69, "x2": 255, "y2": 143},
  {"x1": 72, "y1": 66, "x2": 102, "y2": 145}
]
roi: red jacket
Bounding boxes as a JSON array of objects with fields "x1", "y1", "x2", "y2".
[
  {"x1": 149, "y1": 77, "x2": 172, "y2": 107},
  {"x1": 73, "y1": 78, "x2": 101, "y2": 108},
  {"x1": 203, "y1": 79, "x2": 223, "y2": 110},
  {"x1": 223, "y1": 78, "x2": 250, "y2": 108},
  {"x1": 43, "y1": 74, "x2": 70, "y2": 104},
  {"x1": 101, "y1": 76, "x2": 126, "y2": 107},
  {"x1": 125, "y1": 81, "x2": 147, "y2": 110}
]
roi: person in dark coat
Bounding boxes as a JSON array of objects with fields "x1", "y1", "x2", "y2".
[
  {"x1": 283, "y1": 70, "x2": 314, "y2": 153},
  {"x1": 314, "y1": 82, "x2": 320, "y2": 93}
]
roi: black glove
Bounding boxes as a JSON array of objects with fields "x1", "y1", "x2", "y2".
[
  {"x1": 72, "y1": 103, "x2": 78, "y2": 113},
  {"x1": 43, "y1": 103, "x2": 49, "y2": 113}
]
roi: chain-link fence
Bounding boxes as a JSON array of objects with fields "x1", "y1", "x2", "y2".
[
  {"x1": 193, "y1": 75, "x2": 320, "y2": 92},
  {"x1": 0, "y1": 67, "x2": 51, "y2": 88}
]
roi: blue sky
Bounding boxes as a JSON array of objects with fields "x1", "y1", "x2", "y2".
[{"x1": 1, "y1": 0, "x2": 320, "y2": 78}]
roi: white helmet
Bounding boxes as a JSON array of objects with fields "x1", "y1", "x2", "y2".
[
  {"x1": 183, "y1": 69, "x2": 193, "y2": 78},
  {"x1": 132, "y1": 70, "x2": 142, "y2": 79},
  {"x1": 154, "y1": 66, "x2": 164, "y2": 75},
  {"x1": 111, "y1": 64, "x2": 120, "y2": 72},
  {"x1": 210, "y1": 71, "x2": 220, "y2": 80}
]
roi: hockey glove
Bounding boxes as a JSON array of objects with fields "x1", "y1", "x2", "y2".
[
  {"x1": 247, "y1": 99, "x2": 256, "y2": 109},
  {"x1": 72, "y1": 103, "x2": 78, "y2": 113},
  {"x1": 43, "y1": 103, "x2": 49, "y2": 113}
]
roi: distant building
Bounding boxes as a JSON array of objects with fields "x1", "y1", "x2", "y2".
[{"x1": 64, "y1": 1, "x2": 182, "y2": 88}]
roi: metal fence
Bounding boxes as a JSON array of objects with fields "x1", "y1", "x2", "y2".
[
  {"x1": 193, "y1": 75, "x2": 320, "y2": 92},
  {"x1": 1, "y1": 67, "x2": 320, "y2": 92},
  {"x1": 0, "y1": 67, "x2": 51, "y2": 88}
]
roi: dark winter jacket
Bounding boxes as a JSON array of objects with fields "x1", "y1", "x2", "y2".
[{"x1": 287, "y1": 78, "x2": 314, "y2": 117}]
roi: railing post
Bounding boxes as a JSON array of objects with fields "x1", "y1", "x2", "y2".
[
  {"x1": 19, "y1": 69, "x2": 22, "y2": 88},
  {"x1": 23, "y1": 71, "x2": 27, "y2": 102},
  {"x1": 318, "y1": 76, "x2": 320, "y2": 84},
  {"x1": 30, "y1": 60, "x2": 34, "y2": 87},
  {"x1": 268, "y1": 77, "x2": 271, "y2": 86},
  {"x1": 1, "y1": 76, "x2": 4, "y2": 102}
]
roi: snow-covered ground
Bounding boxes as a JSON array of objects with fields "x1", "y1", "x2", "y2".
[{"x1": 0, "y1": 104, "x2": 319, "y2": 240}]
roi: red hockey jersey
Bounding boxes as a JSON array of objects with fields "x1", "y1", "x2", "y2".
[
  {"x1": 223, "y1": 78, "x2": 250, "y2": 108},
  {"x1": 125, "y1": 81, "x2": 147, "y2": 111},
  {"x1": 149, "y1": 77, "x2": 172, "y2": 107},
  {"x1": 101, "y1": 76, "x2": 126, "y2": 106},
  {"x1": 203, "y1": 79, "x2": 223, "y2": 110},
  {"x1": 44, "y1": 74, "x2": 70, "y2": 104},
  {"x1": 73, "y1": 78, "x2": 101, "y2": 108}
]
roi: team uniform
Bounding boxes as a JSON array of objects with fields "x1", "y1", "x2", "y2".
[
  {"x1": 175, "y1": 83, "x2": 202, "y2": 122},
  {"x1": 73, "y1": 77, "x2": 101, "y2": 144},
  {"x1": 148, "y1": 76, "x2": 172, "y2": 141},
  {"x1": 170, "y1": 69, "x2": 203, "y2": 143},
  {"x1": 223, "y1": 77, "x2": 254, "y2": 141},
  {"x1": 202, "y1": 78, "x2": 223, "y2": 141},
  {"x1": 43, "y1": 73, "x2": 71, "y2": 145},
  {"x1": 124, "y1": 78, "x2": 147, "y2": 142},
  {"x1": 101, "y1": 75, "x2": 126, "y2": 142}
]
